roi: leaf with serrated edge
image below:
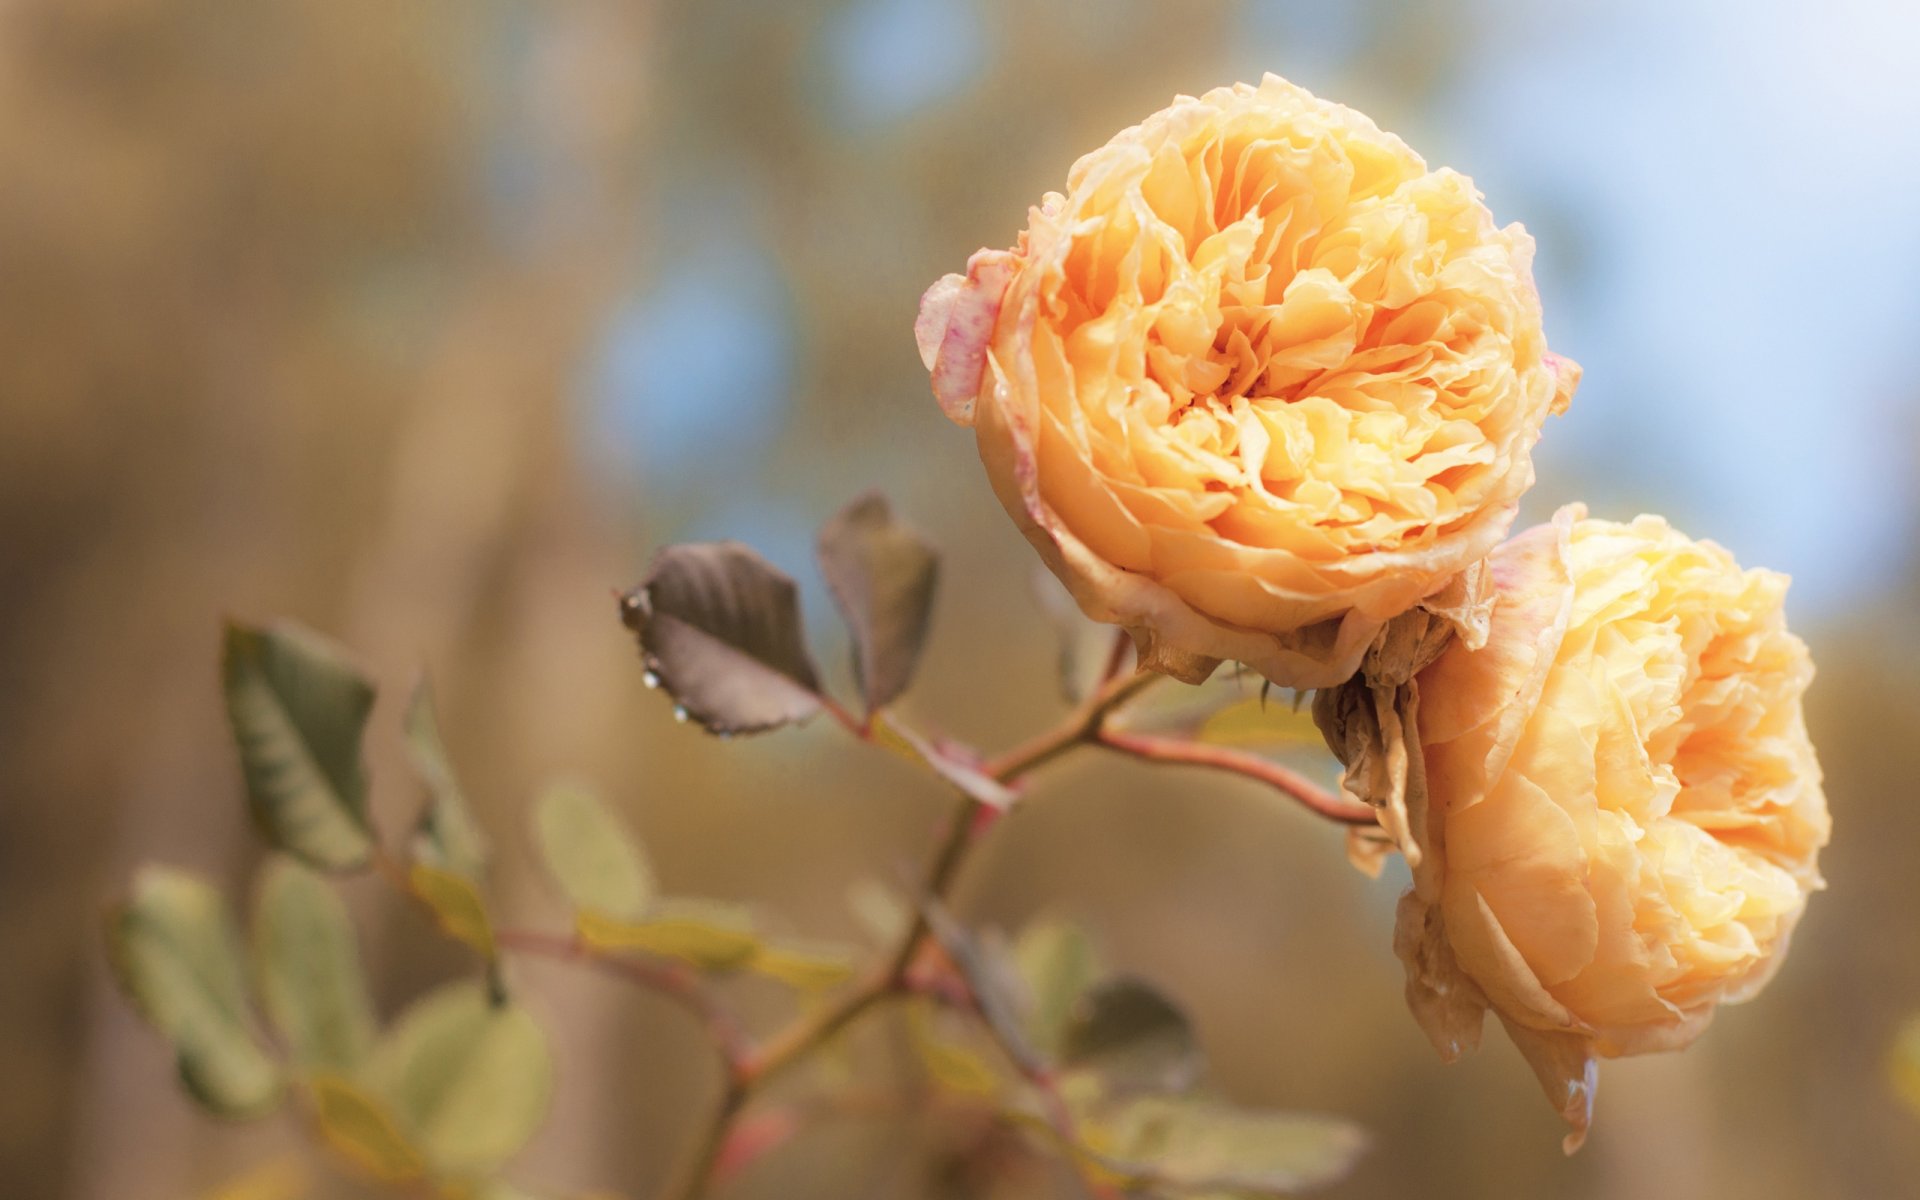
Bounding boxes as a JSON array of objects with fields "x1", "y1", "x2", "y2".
[
  {"x1": 1074, "y1": 1093, "x2": 1366, "y2": 1195},
  {"x1": 816, "y1": 491, "x2": 939, "y2": 711},
  {"x1": 1014, "y1": 917, "x2": 1102, "y2": 1060},
  {"x1": 408, "y1": 863, "x2": 496, "y2": 958},
  {"x1": 309, "y1": 1075, "x2": 425, "y2": 1183},
  {"x1": 253, "y1": 859, "x2": 375, "y2": 1073},
  {"x1": 365, "y1": 981, "x2": 553, "y2": 1177},
  {"x1": 106, "y1": 866, "x2": 283, "y2": 1118},
  {"x1": 1060, "y1": 976, "x2": 1199, "y2": 1094},
  {"x1": 222, "y1": 622, "x2": 375, "y2": 871},
  {"x1": 576, "y1": 901, "x2": 760, "y2": 971},
  {"x1": 533, "y1": 784, "x2": 654, "y2": 921},
  {"x1": 618, "y1": 542, "x2": 822, "y2": 736},
  {"x1": 405, "y1": 676, "x2": 488, "y2": 880}
]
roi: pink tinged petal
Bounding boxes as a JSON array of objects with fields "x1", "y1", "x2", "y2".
[{"x1": 918, "y1": 250, "x2": 1017, "y2": 426}]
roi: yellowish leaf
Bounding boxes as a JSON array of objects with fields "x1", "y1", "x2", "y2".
[
  {"x1": 202, "y1": 1156, "x2": 309, "y2": 1200},
  {"x1": 1195, "y1": 696, "x2": 1321, "y2": 748},
  {"x1": 409, "y1": 863, "x2": 495, "y2": 958},
  {"x1": 906, "y1": 1003, "x2": 1000, "y2": 1097},
  {"x1": 750, "y1": 942, "x2": 857, "y2": 991},
  {"x1": 309, "y1": 1074, "x2": 424, "y2": 1183},
  {"x1": 1890, "y1": 1014, "x2": 1920, "y2": 1116},
  {"x1": 576, "y1": 903, "x2": 760, "y2": 971}
]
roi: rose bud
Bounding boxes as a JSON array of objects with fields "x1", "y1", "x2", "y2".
[
  {"x1": 917, "y1": 74, "x2": 1577, "y2": 688},
  {"x1": 1318, "y1": 506, "x2": 1830, "y2": 1149}
]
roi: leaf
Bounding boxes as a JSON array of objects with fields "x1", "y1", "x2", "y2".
[
  {"x1": 202, "y1": 1157, "x2": 311, "y2": 1200},
  {"x1": 253, "y1": 858, "x2": 376, "y2": 1073},
  {"x1": 816, "y1": 491, "x2": 939, "y2": 711},
  {"x1": 618, "y1": 542, "x2": 822, "y2": 736},
  {"x1": 533, "y1": 784, "x2": 654, "y2": 921},
  {"x1": 221, "y1": 622, "x2": 376, "y2": 871},
  {"x1": 1890, "y1": 1013, "x2": 1920, "y2": 1116},
  {"x1": 576, "y1": 901, "x2": 761, "y2": 972},
  {"x1": 409, "y1": 863, "x2": 496, "y2": 959},
  {"x1": 907, "y1": 1002, "x2": 1002, "y2": 1097},
  {"x1": 1075, "y1": 1094, "x2": 1367, "y2": 1195},
  {"x1": 920, "y1": 901, "x2": 1043, "y2": 1074},
  {"x1": 1060, "y1": 977, "x2": 1199, "y2": 1094},
  {"x1": 749, "y1": 940, "x2": 859, "y2": 991},
  {"x1": 1013, "y1": 917, "x2": 1102, "y2": 1059},
  {"x1": 366, "y1": 981, "x2": 554, "y2": 1177},
  {"x1": 309, "y1": 1075, "x2": 425, "y2": 1183},
  {"x1": 845, "y1": 879, "x2": 910, "y2": 947},
  {"x1": 104, "y1": 866, "x2": 283, "y2": 1118},
  {"x1": 405, "y1": 676, "x2": 489, "y2": 880},
  {"x1": 1195, "y1": 695, "x2": 1323, "y2": 749},
  {"x1": 871, "y1": 713, "x2": 1016, "y2": 810}
]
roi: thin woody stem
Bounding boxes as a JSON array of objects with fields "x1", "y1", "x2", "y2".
[
  {"x1": 493, "y1": 928, "x2": 755, "y2": 1069},
  {"x1": 1094, "y1": 727, "x2": 1376, "y2": 825},
  {"x1": 981, "y1": 667, "x2": 1162, "y2": 781},
  {"x1": 661, "y1": 668, "x2": 1167, "y2": 1200}
]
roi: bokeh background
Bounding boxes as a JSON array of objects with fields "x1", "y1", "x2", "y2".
[{"x1": 6, "y1": 0, "x2": 1919, "y2": 1196}]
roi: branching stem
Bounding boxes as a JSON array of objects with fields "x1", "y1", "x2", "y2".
[
  {"x1": 1093, "y1": 728, "x2": 1375, "y2": 825},
  {"x1": 514, "y1": 664, "x2": 1371, "y2": 1200}
]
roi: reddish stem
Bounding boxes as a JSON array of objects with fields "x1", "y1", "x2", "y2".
[
  {"x1": 1094, "y1": 728, "x2": 1376, "y2": 825},
  {"x1": 494, "y1": 928, "x2": 755, "y2": 1073}
]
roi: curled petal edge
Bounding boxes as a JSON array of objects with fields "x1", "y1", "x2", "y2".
[{"x1": 917, "y1": 250, "x2": 1017, "y2": 427}]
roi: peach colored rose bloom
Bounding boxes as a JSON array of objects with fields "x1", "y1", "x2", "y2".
[
  {"x1": 1329, "y1": 507, "x2": 1829, "y2": 1149},
  {"x1": 917, "y1": 74, "x2": 1578, "y2": 688}
]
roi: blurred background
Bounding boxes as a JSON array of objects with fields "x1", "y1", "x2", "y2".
[{"x1": 5, "y1": 0, "x2": 1919, "y2": 1196}]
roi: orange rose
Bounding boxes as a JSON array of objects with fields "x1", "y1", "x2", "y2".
[
  {"x1": 1323, "y1": 507, "x2": 1829, "y2": 1149},
  {"x1": 918, "y1": 74, "x2": 1578, "y2": 687}
]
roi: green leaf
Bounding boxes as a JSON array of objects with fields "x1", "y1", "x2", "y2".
[
  {"x1": 309, "y1": 1074, "x2": 425, "y2": 1183},
  {"x1": 105, "y1": 866, "x2": 283, "y2": 1118},
  {"x1": 253, "y1": 858, "x2": 376, "y2": 1073},
  {"x1": 366, "y1": 981, "x2": 554, "y2": 1177},
  {"x1": 533, "y1": 784, "x2": 654, "y2": 921},
  {"x1": 408, "y1": 863, "x2": 496, "y2": 959},
  {"x1": 1060, "y1": 977, "x2": 1199, "y2": 1094},
  {"x1": 1013, "y1": 917, "x2": 1102, "y2": 1059},
  {"x1": 576, "y1": 900, "x2": 761, "y2": 971},
  {"x1": 816, "y1": 491, "x2": 939, "y2": 711},
  {"x1": 1075, "y1": 1093, "x2": 1367, "y2": 1195},
  {"x1": 405, "y1": 676, "x2": 489, "y2": 880},
  {"x1": 618, "y1": 542, "x2": 822, "y2": 736},
  {"x1": 221, "y1": 621, "x2": 376, "y2": 871}
]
